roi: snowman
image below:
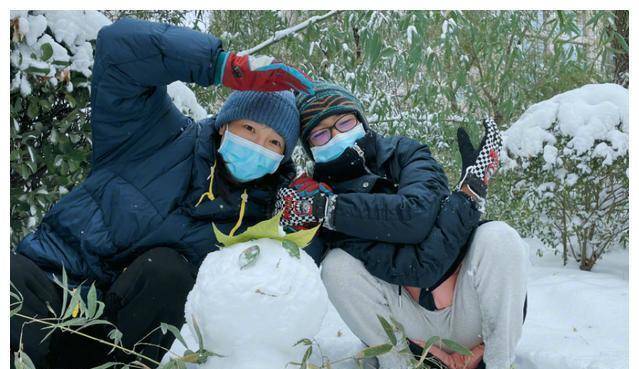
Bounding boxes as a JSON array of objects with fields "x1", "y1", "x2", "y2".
[{"x1": 164, "y1": 212, "x2": 329, "y2": 369}]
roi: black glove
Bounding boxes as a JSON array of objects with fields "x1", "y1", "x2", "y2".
[{"x1": 456, "y1": 117, "x2": 503, "y2": 206}]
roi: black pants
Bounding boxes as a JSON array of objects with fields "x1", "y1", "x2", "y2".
[{"x1": 10, "y1": 247, "x2": 197, "y2": 369}]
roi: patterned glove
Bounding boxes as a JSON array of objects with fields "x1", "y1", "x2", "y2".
[
  {"x1": 274, "y1": 188, "x2": 329, "y2": 231},
  {"x1": 215, "y1": 51, "x2": 314, "y2": 94},
  {"x1": 455, "y1": 117, "x2": 503, "y2": 210},
  {"x1": 290, "y1": 173, "x2": 334, "y2": 198}
]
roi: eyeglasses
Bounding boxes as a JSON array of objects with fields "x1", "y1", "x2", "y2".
[{"x1": 308, "y1": 115, "x2": 359, "y2": 146}]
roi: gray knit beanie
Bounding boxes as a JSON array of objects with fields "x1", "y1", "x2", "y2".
[{"x1": 214, "y1": 90, "x2": 299, "y2": 160}]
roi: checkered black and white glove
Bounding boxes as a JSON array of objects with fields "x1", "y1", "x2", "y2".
[
  {"x1": 455, "y1": 117, "x2": 503, "y2": 211},
  {"x1": 274, "y1": 187, "x2": 329, "y2": 231}
]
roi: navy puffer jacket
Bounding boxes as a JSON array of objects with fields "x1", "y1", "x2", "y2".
[
  {"x1": 310, "y1": 131, "x2": 480, "y2": 296},
  {"x1": 16, "y1": 18, "x2": 294, "y2": 288}
]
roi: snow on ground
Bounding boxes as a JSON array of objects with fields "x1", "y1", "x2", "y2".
[
  {"x1": 311, "y1": 240, "x2": 629, "y2": 369},
  {"x1": 514, "y1": 240, "x2": 628, "y2": 369},
  {"x1": 164, "y1": 241, "x2": 628, "y2": 369}
]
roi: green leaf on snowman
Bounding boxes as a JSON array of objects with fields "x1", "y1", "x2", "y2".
[
  {"x1": 238, "y1": 245, "x2": 260, "y2": 270},
  {"x1": 282, "y1": 240, "x2": 301, "y2": 259},
  {"x1": 212, "y1": 211, "x2": 319, "y2": 249}
]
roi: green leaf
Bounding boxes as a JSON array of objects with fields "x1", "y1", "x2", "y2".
[
  {"x1": 90, "y1": 362, "x2": 118, "y2": 369},
  {"x1": 300, "y1": 345, "x2": 313, "y2": 369},
  {"x1": 87, "y1": 284, "x2": 97, "y2": 318},
  {"x1": 416, "y1": 336, "x2": 441, "y2": 367},
  {"x1": 377, "y1": 315, "x2": 397, "y2": 346},
  {"x1": 442, "y1": 338, "x2": 472, "y2": 356},
  {"x1": 62, "y1": 288, "x2": 82, "y2": 319},
  {"x1": 356, "y1": 343, "x2": 394, "y2": 358},
  {"x1": 24, "y1": 66, "x2": 51, "y2": 75},
  {"x1": 294, "y1": 338, "x2": 313, "y2": 347},
  {"x1": 27, "y1": 100, "x2": 39, "y2": 119},
  {"x1": 13, "y1": 351, "x2": 36, "y2": 369},
  {"x1": 238, "y1": 245, "x2": 260, "y2": 270},
  {"x1": 52, "y1": 60, "x2": 71, "y2": 66},
  {"x1": 41, "y1": 43, "x2": 54, "y2": 61},
  {"x1": 191, "y1": 314, "x2": 205, "y2": 351},
  {"x1": 161, "y1": 322, "x2": 189, "y2": 349},
  {"x1": 108, "y1": 328, "x2": 123, "y2": 346},
  {"x1": 282, "y1": 240, "x2": 301, "y2": 259},
  {"x1": 213, "y1": 212, "x2": 319, "y2": 248}
]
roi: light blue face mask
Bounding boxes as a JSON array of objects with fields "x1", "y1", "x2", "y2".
[
  {"x1": 311, "y1": 124, "x2": 366, "y2": 163},
  {"x1": 218, "y1": 130, "x2": 284, "y2": 183}
]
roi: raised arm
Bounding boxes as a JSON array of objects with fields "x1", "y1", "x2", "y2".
[{"x1": 90, "y1": 18, "x2": 312, "y2": 165}]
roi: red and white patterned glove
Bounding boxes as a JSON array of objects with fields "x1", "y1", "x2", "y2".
[
  {"x1": 215, "y1": 51, "x2": 314, "y2": 94},
  {"x1": 274, "y1": 175, "x2": 333, "y2": 231}
]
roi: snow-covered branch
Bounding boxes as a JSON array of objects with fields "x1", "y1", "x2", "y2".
[{"x1": 239, "y1": 10, "x2": 342, "y2": 56}]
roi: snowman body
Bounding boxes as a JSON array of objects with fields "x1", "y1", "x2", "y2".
[{"x1": 183, "y1": 238, "x2": 329, "y2": 369}]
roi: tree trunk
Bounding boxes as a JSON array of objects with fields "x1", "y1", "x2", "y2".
[{"x1": 612, "y1": 10, "x2": 629, "y2": 88}]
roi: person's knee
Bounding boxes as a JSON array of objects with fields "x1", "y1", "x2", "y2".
[
  {"x1": 472, "y1": 221, "x2": 527, "y2": 264},
  {"x1": 134, "y1": 248, "x2": 195, "y2": 290},
  {"x1": 321, "y1": 248, "x2": 363, "y2": 293}
]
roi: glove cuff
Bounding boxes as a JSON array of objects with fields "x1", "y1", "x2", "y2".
[
  {"x1": 213, "y1": 51, "x2": 230, "y2": 85},
  {"x1": 322, "y1": 194, "x2": 338, "y2": 230}
]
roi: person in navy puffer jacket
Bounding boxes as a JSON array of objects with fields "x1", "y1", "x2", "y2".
[{"x1": 10, "y1": 17, "x2": 313, "y2": 368}]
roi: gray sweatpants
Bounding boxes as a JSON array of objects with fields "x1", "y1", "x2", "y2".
[{"x1": 321, "y1": 221, "x2": 528, "y2": 369}]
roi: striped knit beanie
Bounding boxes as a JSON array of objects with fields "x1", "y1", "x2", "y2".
[{"x1": 296, "y1": 81, "x2": 368, "y2": 156}]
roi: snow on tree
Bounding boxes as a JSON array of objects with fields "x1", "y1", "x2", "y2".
[
  {"x1": 10, "y1": 11, "x2": 208, "y2": 246},
  {"x1": 502, "y1": 83, "x2": 628, "y2": 269}
]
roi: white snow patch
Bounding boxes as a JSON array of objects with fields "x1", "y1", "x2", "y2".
[
  {"x1": 504, "y1": 84, "x2": 628, "y2": 166},
  {"x1": 515, "y1": 242, "x2": 628, "y2": 369},
  {"x1": 167, "y1": 82, "x2": 208, "y2": 120},
  {"x1": 406, "y1": 25, "x2": 418, "y2": 45}
]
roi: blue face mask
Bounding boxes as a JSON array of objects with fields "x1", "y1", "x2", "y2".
[
  {"x1": 218, "y1": 130, "x2": 284, "y2": 183},
  {"x1": 311, "y1": 124, "x2": 366, "y2": 163}
]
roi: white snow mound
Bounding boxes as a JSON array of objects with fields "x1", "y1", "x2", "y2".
[{"x1": 181, "y1": 238, "x2": 329, "y2": 369}]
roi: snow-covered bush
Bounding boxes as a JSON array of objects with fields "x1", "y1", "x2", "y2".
[
  {"x1": 9, "y1": 11, "x2": 208, "y2": 247},
  {"x1": 9, "y1": 10, "x2": 110, "y2": 247},
  {"x1": 502, "y1": 84, "x2": 628, "y2": 270}
]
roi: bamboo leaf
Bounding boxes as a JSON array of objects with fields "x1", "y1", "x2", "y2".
[
  {"x1": 282, "y1": 240, "x2": 301, "y2": 259},
  {"x1": 192, "y1": 314, "x2": 205, "y2": 351},
  {"x1": 160, "y1": 322, "x2": 189, "y2": 349},
  {"x1": 238, "y1": 245, "x2": 260, "y2": 270},
  {"x1": 356, "y1": 343, "x2": 393, "y2": 358},
  {"x1": 416, "y1": 336, "x2": 441, "y2": 367},
  {"x1": 442, "y1": 338, "x2": 472, "y2": 356},
  {"x1": 293, "y1": 338, "x2": 313, "y2": 347},
  {"x1": 90, "y1": 363, "x2": 118, "y2": 369},
  {"x1": 40, "y1": 43, "x2": 53, "y2": 61},
  {"x1": 87, "y1": 283, "x2": 97, "y2": 318},
  {"x1": 377, "y1": 315, "x2": 397, "y2": 346}
]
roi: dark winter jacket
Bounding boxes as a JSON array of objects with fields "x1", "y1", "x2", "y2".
[
  {"x1": 16, "y1": 18, "x2": 294, "y2": 289},
  {"x1": 309, "y1": 131, "x2": 481, "y2": 310}
]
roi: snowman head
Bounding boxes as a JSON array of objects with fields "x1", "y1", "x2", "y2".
[{"x1": 183, "y1": 213, "x2": 328, "y2": 368}]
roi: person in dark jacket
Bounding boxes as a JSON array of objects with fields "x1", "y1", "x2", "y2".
[
  {"x1": 10, "y1": 17, "x2": 313, "y2": 368},
  {"x1": 275, "y1": 82, "x2": 528, "y2": 369}
]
